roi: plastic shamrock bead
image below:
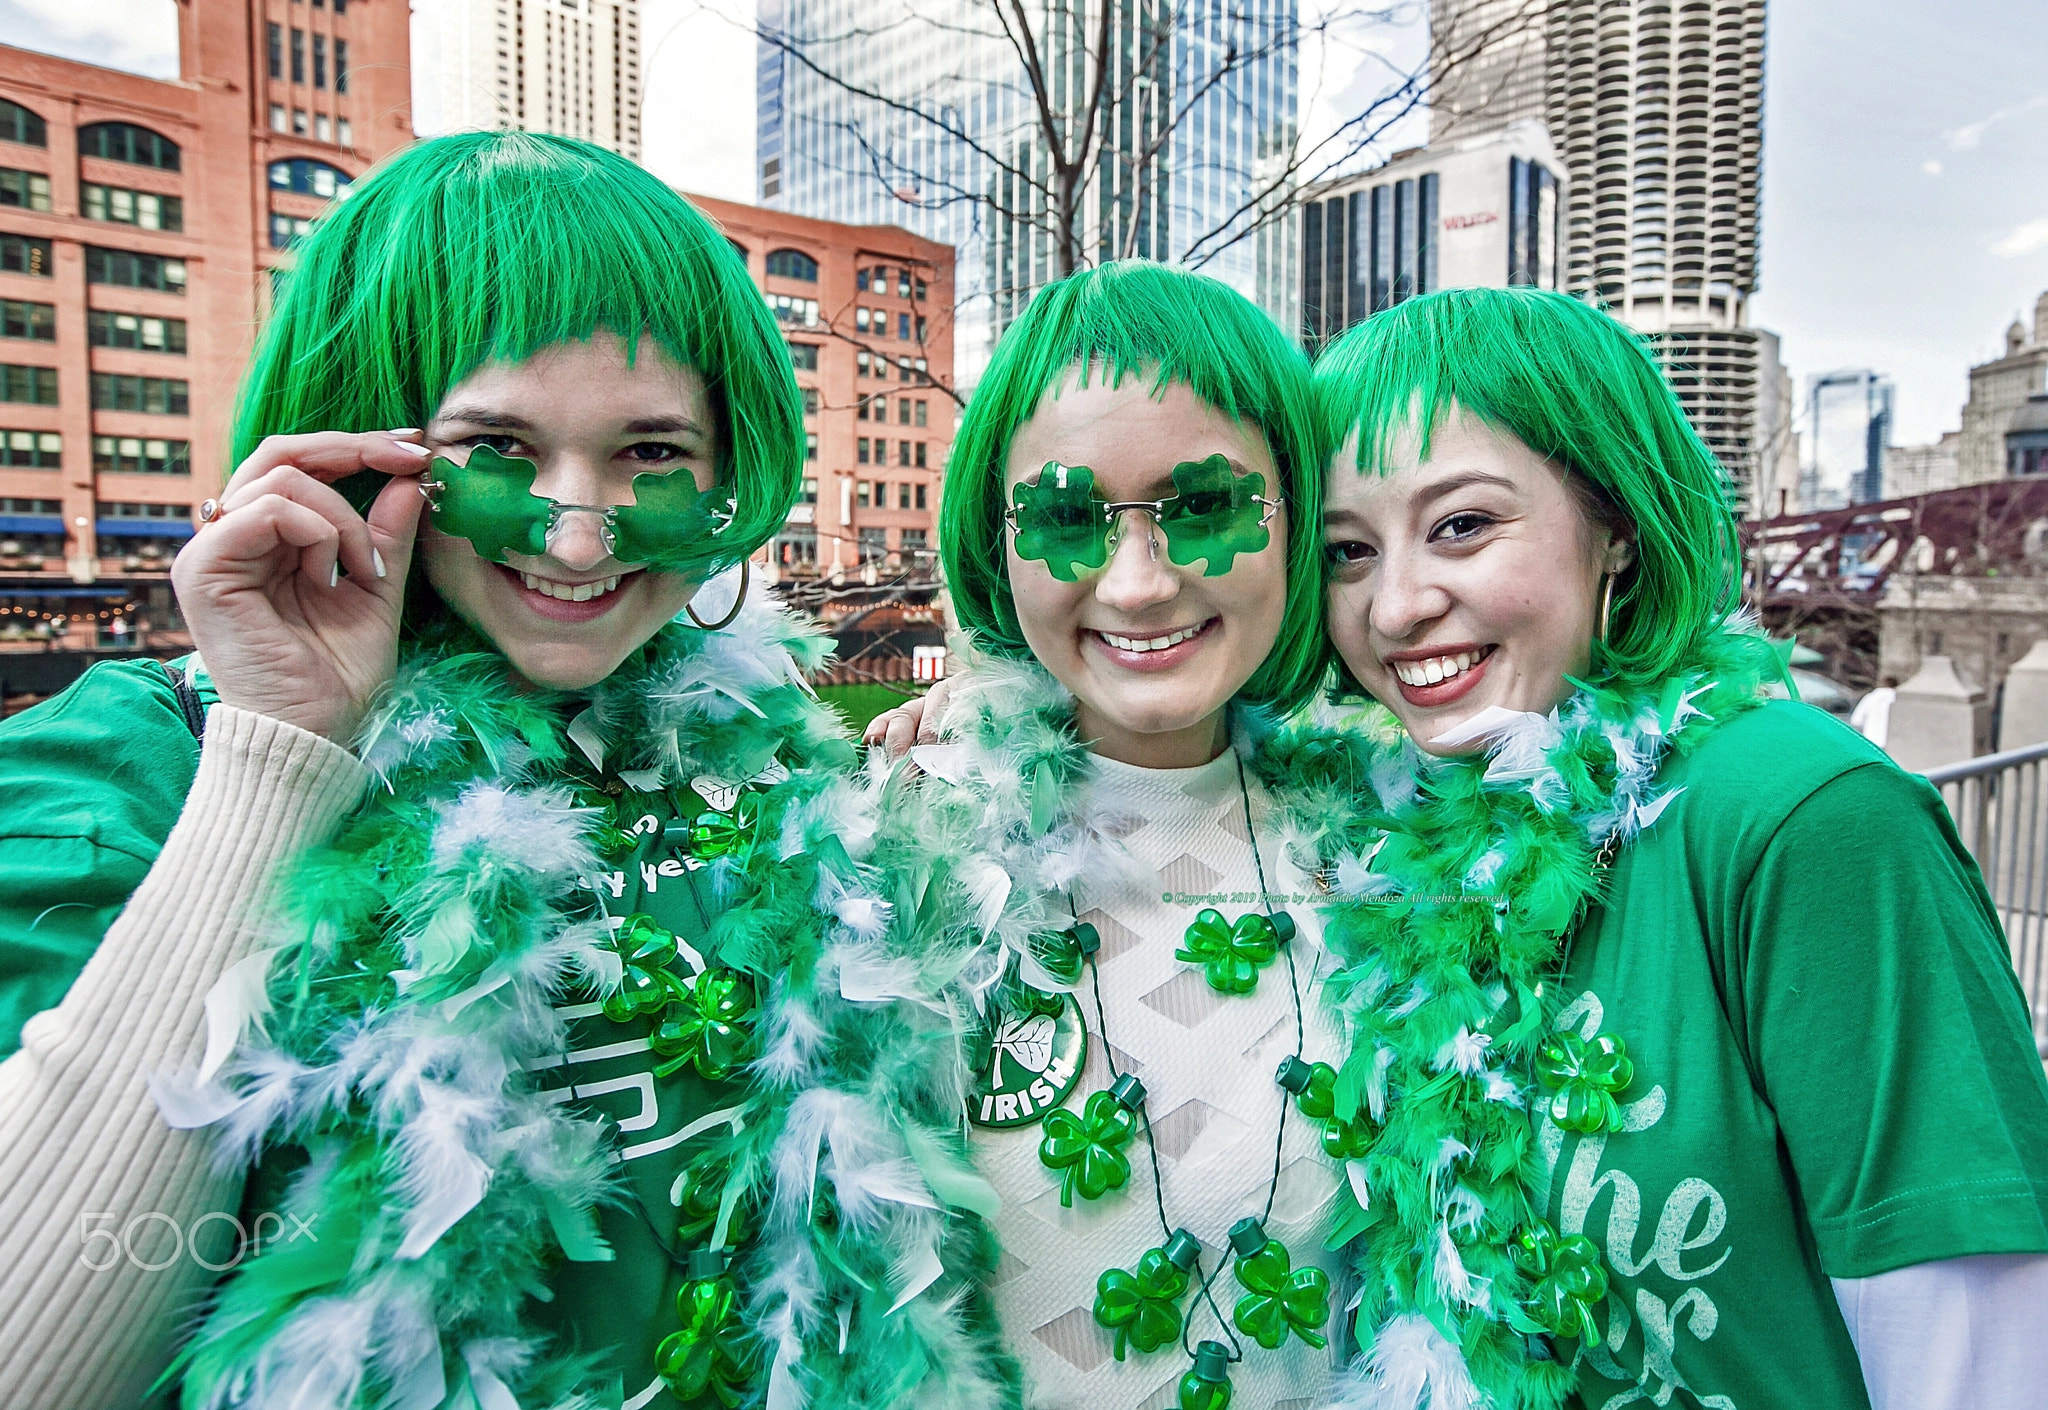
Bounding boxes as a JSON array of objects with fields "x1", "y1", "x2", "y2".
[
  {"x1": 1175, "y1": 908, "x2": 1293, "y2": 994},
  {"x1": 1030, "y1": 921, "x2": 1099, "y2": 986},
  {"x1": 651, "y1": 967, "x2": 757, "y2": 1081},
  {"x1": 1534, "y1": 1030, "x2": 1635, "y2": 1134},
  {"x1": 1178, "y1": 1340, "x2": 1235, "y2": 1410},
  {"x1": 1093, "y1": 1228, "x2": 1202, "y2": 1360},
  {"x1": 657, "y1": 1250, "x2": 747, "y2": 1404},
  {"x1": 1274, "y1": 1055, "x2": 1338, "y2": 1120},
  {"x1": 602, "y1": 914, "x2": 689, "y2": 1023},
  {"x1": 1508, "y1": 1220, "x2": 1610, "y2": 1340},
  {"x1": 688, "y1": 797, "x2": 759, "y2": 860},
  {"x1": 673, "y1": 1154, "x2": 754, "y2": 1247},
  {"x1": 1038, "y1": 1077, "x2": 1143, "y2": 1207},
  {"x1": 1226, "y1": 1216, "x2": 1331, "y2": 1350},
  {"x1": 1275, "y1": 1057, "x2": 1377, "y2": 1161}
]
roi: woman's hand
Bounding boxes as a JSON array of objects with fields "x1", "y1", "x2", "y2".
[
  {"x1": 170, "y1": 431, "x2": 433, "y2": 742},
  {"x1": 863, "y1": 676, "x2": 957, "y2": 760}
]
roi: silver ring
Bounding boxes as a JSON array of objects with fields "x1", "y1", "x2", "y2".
[{"x1": 198, "y1": 498, "x2": 224, "y2": 524}]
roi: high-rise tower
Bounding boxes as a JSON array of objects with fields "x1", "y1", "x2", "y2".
[
  {"x1": 757, "y1": 0, "x2": 1299, "y2": 380},
  {"x1": 1544, "y1": 0, "x2": 1768, "y2": 497},
  {"x1": 422, "y1": 0, "x2": 642, "y2": 160}
]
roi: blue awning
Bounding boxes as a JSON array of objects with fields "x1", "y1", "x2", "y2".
[
  {"x1": 0, "y1": 515, "x2": 63, "y2": 535},
  {"x1": 0, "y1": 587, "x2": 131, "y2": 598},
  {"x1": 97, "y1": 519, "x2": 194, "y2": 539}
]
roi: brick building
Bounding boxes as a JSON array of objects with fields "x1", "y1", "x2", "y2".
[
  {"x1": 0, "y1": 1, "x2": 410, "y2": 657},
  {"x1": 689, "y1": 193, "x2": 955, "y2": 584}
]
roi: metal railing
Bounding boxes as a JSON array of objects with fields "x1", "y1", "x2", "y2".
[{"x1": 1925, "y1": 741, "x2": 2048, "y2": 1055}]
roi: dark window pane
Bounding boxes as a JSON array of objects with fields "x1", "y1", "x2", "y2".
[{"x1": 0, "y1": 100, "x2": 48, "y2": 148}]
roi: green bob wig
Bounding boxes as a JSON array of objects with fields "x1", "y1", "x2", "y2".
[
  {"x1": 941, "y1": 261, "x2": 1327, "y2": 716},
  {"x1": 232, "y1": 130, "x2": 804, "y2": 573},
  {"x1": 1314, "y1": 287, "x2": 1743, "y2": 695}
]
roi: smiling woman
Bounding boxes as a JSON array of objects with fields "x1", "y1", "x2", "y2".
[
  {"x1": 1303, "y1": 287, "x2": 2048, "y2": 1410},
  {"x1": 876, "y1": 262, "x2": 1389, "y2": 1410},
  {"x1": 0, "y1": 132, "x2": 1013, "y2": 1410}
]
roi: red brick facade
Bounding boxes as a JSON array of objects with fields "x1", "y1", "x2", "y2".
[
  {"x1": 0, "y1": 1, "x2": 410, "y2": 651},
  {"x1": 689, "y1": 194, "x2": 955, "y2": 584}
]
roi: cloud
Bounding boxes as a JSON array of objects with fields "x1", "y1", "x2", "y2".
[
  {"x1": 1922, "y1": 159, "x2": 1942, "y2": 176},
  {"x1": 1946, "y1": 93, "x2": 2048, "y2": 151},
  {"x1": 0, "y1": 0, "x2": 178, "y2": 78},
  {"x1": 1992, "y1": 218, "x2": 2048, "y2": 259}
]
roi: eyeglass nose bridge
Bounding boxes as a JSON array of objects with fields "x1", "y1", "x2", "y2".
[
  {"x1": 542, "y1": 502, "x2": 623, "y2": 558},
  {"x1": 1100, "y1": 500, "x2": 1167, "y2": 561}
]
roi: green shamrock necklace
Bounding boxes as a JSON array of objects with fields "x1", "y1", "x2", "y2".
[{"x1": 1019, "y1": 753, "x2": 1338, "y2": 1408}]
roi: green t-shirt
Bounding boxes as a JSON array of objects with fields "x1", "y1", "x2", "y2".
[
  {"x1": 0, "y1": 660, "x2": 757, "y2": 1408},
  {"x1": 1536, "y1": 699, "x2": 2048, "y2": 1409}
]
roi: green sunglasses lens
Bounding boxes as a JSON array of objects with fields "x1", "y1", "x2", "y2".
[
  {"x1": 612, "y1": 470, "x2": 736, "y2": 576},
  {"x1": 1011, "y1": 463, "x2": 1111, "y2": 582},
  {"x1": 426, "y1": 444, "x2": 734, "y2": 573},
  {"x1": 425, "y1": 443, "x2": 552, "y2": 562},
  {"x1": 1157, "y1": 454, "x2": 1273, "y2": 575}
]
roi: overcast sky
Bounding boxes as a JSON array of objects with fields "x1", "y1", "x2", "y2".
[{"x1": 5, "y1": 0, "x2": 2044, "y2": 446}]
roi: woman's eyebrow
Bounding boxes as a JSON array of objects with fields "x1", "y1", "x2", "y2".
[
  {"x1": 433, "y1": 407, "x2": 530, "y2": 430},
  {"x1": 620, "y1": 415, "x2": 706, "y2": 436}
]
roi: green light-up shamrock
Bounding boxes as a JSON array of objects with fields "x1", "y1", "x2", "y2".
[
  {"x1": 1094, "y1": 1231, "x2": 1200, "y2": 1360},
  {"x1": 1535, "y1": 1030, "x2": 1635, "y2": 1134},
  {"x1": 1275, "y1": 1057, "x2": 1378, "y2": 1160},
  {"x1": 651, "y1": 967, "x2": 757, "y2": 1081},
  {"x1": 673, "y1": 1153, "x2": 755, "y2": 1248},
  {"x1": 688, "y1": 796, "x2": 759, "y2": 861},
  {"x1": 1178, "y1": 1341, "x2": 1235, "y2": 1410},
  {"x1": 1176, "y1": 909, "x2": 1284, "y2": 994},
  {"x1": 1228, "y1": 1220, "x2": 1331, "y2": 1350},
  {"x1": 1038, "y1": 1088, "x2": 1137, "y2": 1206},
  {"x1": 1508, "y1": 1220, "x2": 1609, "y2": 1341},
  {"x1": 601, "y1": 914, "x2": 691, "y2": 1023},
  {"x1": 657, "y1": 1253, "x2": 756, "y2": 1406}
]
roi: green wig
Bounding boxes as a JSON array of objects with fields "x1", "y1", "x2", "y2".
[
  {"x1": 1314, "y1": 287, "x2": 1742, "y2": 695},
  {"x1": 232, "y1": 130, "x2": 803, "y2": 573},
  {"x1": 941, "y1": 261, "x2": 1327, "y2": 716}
]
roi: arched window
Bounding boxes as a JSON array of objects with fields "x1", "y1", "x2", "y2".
[
  {"x1": 765, "y1": 248, "x2": 819, "y2": 282},
  {"x1": 727, "y1": 238, "x2": 750, "y2": 267},
  {"x1": 268, "y1": 158, "x2": 354, "y2": 199},
  {"x1": 79, "y1": 121, "x2": 181, "y2": 171},
  {"x1": 0, "y1": 99, "x2": 47, "y2": 149}
]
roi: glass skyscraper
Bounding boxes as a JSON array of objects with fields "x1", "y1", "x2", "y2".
[{"x1": 757, "y1": 0, "x2": 1300, "y2": 380}]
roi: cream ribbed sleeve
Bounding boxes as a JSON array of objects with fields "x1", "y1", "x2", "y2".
[{"x1": 0, "y1": 704, "x2": 369, "y2": 1409}]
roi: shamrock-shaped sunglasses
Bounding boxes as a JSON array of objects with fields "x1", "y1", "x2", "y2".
[
  {"x1": 1005, "y1": 453, "x2": 1282, "y2": 581},
  {"x1": 419, "y1": 443, "x2": 736, "y2": 574}
]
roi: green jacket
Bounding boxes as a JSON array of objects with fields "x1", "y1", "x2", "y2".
[{"x1": 0, "y1": 657, "x2": 218, "y2": 1059}]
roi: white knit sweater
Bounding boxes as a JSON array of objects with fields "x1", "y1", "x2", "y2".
[
  {"x1": 971, "y1": 749, "x2": 1345, "y2": 1410},
  {"x1": 0, "y1": 706, "x2": 367, "y2": 1409}
]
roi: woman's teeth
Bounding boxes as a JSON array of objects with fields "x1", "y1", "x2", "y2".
[
  {"x1": 1099, "y1": 625, "x2": 1203, "y2": 653},
  {"x1": 1392, "y1": 649, "x2": 1485, "y2": 687},
  {"x1": 519, "y1": 572, "x2": 621, "y2": 603}
]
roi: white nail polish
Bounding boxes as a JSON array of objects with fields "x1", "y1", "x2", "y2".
[
  {"x1": 393, "y1": 441, "x2": 433, "y2": 458},
  {"x1": 372, "y1": 547, "x2": 387, "y2": 579},
  {"x1": 329, "y1": 562, "x2": 340, "y2": 588},
  {"x1": 386, "y1": 427, "x2": 422, "y2": 435}
]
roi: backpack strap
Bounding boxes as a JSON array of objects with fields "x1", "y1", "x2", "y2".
[{"x1": 161, "y1": 658, "x2": 206, "y2": 743}]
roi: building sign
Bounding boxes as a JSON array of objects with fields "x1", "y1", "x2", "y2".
[{"x1": 1443, "y1": 211, "x2": 1499, "y2": 231}]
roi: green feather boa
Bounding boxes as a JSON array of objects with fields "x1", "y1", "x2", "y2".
[
  {"x1": 162, "y1": 596, "x2": 1018, "y2": 1410},
  {"x1": 1278, "y1": 624, "x2": 1781, "y2": 1410}
]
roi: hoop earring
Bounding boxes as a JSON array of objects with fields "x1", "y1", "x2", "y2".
[
  {"x1": 686, "y1": 560, "x2": 750, "y2": 631},
  {"x1": 1596, "y1": 571, "x2": 1616, "y2": 645}
]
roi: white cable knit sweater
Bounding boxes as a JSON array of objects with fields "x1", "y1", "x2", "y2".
[{"x1": 971, "y1": 749, "x2": 1346, "y2": 1410}]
